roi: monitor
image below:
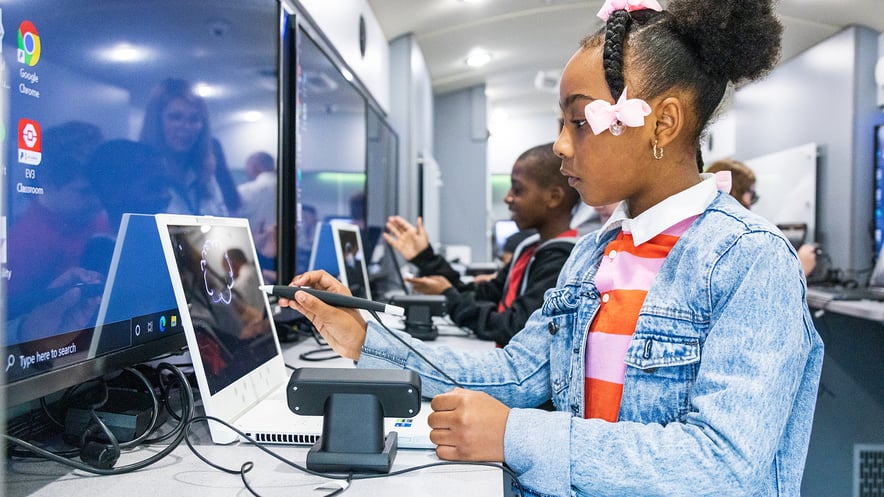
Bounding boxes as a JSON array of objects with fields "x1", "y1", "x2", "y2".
[
  {"x1": 331, "y1": 223, "x2": 372, "y2": 301},
  {"x1": 1, "y1": 0, "x2": 284, "y2": 408},
  {"x1": 493, "y1": 219, "x2": 520, "y2": 259},
  {"x1": 874, "y1": 124, "x2": 884, "y2": 258}
]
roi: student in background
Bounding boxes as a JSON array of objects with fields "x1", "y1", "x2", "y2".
[
  {"x1": 705, "y1": 158, "x2": 818, "y2": 276},
  {"x1": 281, "y1": 1, "x2": 823, "y2": 494},
  {"x1": 227, "y1": 248, "x2": 265, "y2": 312},
  {"x1": 6, "y1": 121, "x2": 107, "y2": 323},
  {"x1": 237, "y1": 151, "x2": 277, "y2": 237},
  {"x1": 237, "y1": 151, "x2": 278, "y2": 280},
  {"x1": 383, "y1": 142, "x2": 580, "y2": 346}
]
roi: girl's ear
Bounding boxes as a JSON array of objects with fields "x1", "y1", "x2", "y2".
[{"x1": 652, "y1": 96, "x2": 685, "y2": 149}]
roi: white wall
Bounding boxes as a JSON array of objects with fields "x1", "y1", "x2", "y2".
[
  {"x1": 487, "y1": 113, "x2": 559, "y2": 175},
  {"x1": 296, "y1": 0, "x2": 390, "y2": 113},
  {"x1": 389, "y1": 34, "x2": 435, "y2": 224}
]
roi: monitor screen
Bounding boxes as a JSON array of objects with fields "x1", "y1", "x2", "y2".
[
  {"x1": 493, "y1": 219, "x2": 520, "y2": 258},
  {"x1": 331, "y1": 223, "x2": 372, "y2": 300},
  {"x1": 161, "y1": 218, "x2": 278, "y2": 395},
  {"x1": 874, "y1": 125, "x2": 884, "y2": 257},
  {"x1": 1, "y1": 0, "x2": 283, "y2": 407}
]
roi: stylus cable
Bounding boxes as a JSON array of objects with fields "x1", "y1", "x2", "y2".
[
  {"x1": 367, "y1": 309, "x2": 464, "y2": 389},
  {"x1": 184, "y1": 415, "x2": 524, "y2": 497}
]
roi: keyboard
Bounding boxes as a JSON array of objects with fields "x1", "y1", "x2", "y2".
[{"x1": 828, "y1": 287, "x2": 884, "y2": 301}]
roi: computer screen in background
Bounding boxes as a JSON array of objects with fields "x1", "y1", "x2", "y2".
[{"x1": 331, "y1": 223, "x2": 372, "y2": 301}]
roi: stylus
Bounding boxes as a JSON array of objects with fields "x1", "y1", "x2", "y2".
[{"x1": 259, "y1": 285, "x2": 405, "y2": 317}]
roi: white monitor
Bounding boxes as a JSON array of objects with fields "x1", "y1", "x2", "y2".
[{"x1": 331, "y1": 223, "x2": 372, "y2": 301}]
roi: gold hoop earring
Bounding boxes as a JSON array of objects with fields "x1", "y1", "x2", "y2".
[{"x1": 653, "y1": 140, "x2": 664, "y2": 160}]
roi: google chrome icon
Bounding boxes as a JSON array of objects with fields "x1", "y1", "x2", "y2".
[{"x1": 18, "y1": 21, "x2": 41, "y2": 67}]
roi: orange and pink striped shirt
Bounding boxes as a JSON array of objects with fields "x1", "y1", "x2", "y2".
[{"x1": 584, "y1": 215, "x2": 698, "y2": 421}]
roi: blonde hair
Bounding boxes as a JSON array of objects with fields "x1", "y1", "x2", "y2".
[{"x1": 705, "y1": 159, "x2": 756, "y2": 208}]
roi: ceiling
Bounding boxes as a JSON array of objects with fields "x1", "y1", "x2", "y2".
[{"x1": 366, "y1": 0, "x2": 884, "y2": 119}]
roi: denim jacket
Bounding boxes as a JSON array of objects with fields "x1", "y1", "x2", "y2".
[{"x1": 358, "y1": 192, "x2": 824, "y2": 497}]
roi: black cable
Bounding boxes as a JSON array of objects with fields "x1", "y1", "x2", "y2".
[
  {"x1": 299, "y1": 346, "x2": 341, "y2": 362},
  {"x1": 183, "y1": 415, "x2": 523, "y2": 496},
  {"x1": 3, "y1": 362, "x2": 195, "y2": 476},
  {"x1": 115, "y1": 366, "x2": 160, "y2": 449},
  {"x1": 367, "y1": 309, "x2": 464, "y2": 389}
]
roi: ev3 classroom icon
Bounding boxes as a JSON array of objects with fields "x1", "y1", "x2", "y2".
[{"x1": 18, "y1": 20, "x2": 41, "y2": 66}]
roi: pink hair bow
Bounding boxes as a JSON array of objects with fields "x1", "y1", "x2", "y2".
[
  {"x1": 584, "y1": 87, "x2": 651, "y2": 136},
  {"x1": 596, "y1": 0, "x2": 663, "y2": 21}
]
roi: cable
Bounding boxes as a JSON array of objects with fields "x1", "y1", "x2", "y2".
[
  {"x1": 3, "y1": 362, "x2": 195, "y2": 475},
  {"x1": 299, "y1": 346, "x2": 341, "y2": 362},
  {"x1": 367, "y1": 309, "x2": 464, "y2": 389},
  {"x1": 183, "y1": 415, "x2": 523, "y2": 496}
]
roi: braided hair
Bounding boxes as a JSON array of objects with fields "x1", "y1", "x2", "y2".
[{"x1": 586, "y1": 0, "x2": 782, "y2": 150}]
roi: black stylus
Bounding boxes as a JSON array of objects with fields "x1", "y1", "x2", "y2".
[{"x1": 259, "y1": 285, "x2": 405, "y2": 316}]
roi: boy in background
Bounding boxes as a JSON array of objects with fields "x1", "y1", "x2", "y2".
[{"x1": 384, "y1": 142, "x2": 579, "y2": 346}]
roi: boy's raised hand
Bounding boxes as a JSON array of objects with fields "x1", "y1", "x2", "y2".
[{"x1": 383, "y1": 215, "x2": 429, "y2": 260}]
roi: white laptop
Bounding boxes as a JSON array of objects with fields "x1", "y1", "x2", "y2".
[{"x1": 154, "y1": 213, "x2": 433, "y2": 448}]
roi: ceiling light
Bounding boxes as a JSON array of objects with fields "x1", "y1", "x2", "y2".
[
  {"x1": 99, "y1": 43, "x2": 150, "y2": 63},
  {"x1": 465, "y1": 50, "x2": 491, "y2": 68}
]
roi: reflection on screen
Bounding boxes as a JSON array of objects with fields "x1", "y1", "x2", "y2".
[
  {"x1": 1, "y1": 0, "x2": 280, "y2": 401},
  {"x1": 167, "y1": 223, "x2": 277, "y2": 395}
]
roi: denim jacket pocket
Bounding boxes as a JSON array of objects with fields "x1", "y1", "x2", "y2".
[{"x1": 620, "y1": 332, "x2": 701, "y2": 424}]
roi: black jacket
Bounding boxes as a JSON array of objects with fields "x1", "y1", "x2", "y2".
[{"x1": 409, "y1": 233, "x2": 577, "y2": 346}]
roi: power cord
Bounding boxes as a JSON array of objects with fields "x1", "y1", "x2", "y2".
[
  {"x1": 183, "y1": 414, "x2": 524, "y2": 497},
  {"x1": 3, "y1": 362, "x2": 195, "y2": 475},
  {"x1": 298, "y1": 326, "x2": 342, "y2": 362}
]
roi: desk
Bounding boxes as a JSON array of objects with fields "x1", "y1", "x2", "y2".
[
  {"x1": 806, "y1": 286, "x2": 884, "y2": 322},
  {"x1": 5, "y1": 317, "x2": 505, "y2": 496}
]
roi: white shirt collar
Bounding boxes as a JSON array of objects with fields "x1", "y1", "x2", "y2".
[{"x1": 597, "y1": 173, "x2": 720, "y2": 246}]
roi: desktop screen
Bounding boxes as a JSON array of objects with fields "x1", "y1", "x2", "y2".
[
  {"x1": 1, "y1": 0, "x2": 282, "y2": 406},
  {"x1": 875, "y1": 124, "x2": 884, "y2": 257}
]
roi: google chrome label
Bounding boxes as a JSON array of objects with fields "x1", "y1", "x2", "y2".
[{"x1": 18, "y1": 20, "x2": 41, "y2": 67}]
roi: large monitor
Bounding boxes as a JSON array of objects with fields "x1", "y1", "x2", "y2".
[
  {"x1": 1, "y1": 0, "x2": 284, "y2": 408},
  {"x1": 874, "y1": 124, "x2": 884, "y2": 258}
]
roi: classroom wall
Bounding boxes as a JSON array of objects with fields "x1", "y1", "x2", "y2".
[
  {"x1": 388, "y1": 34, "x2": 435, "y2": 225},
  {"x1": 434, "y1": 85, "x2": 489, "y2": 261},
  {"x1": 295, "y1": 0, "x2": 391, "y2": 113},
  {"x1": 733, "y1": 26, "x2": 884, "y2": 281}
]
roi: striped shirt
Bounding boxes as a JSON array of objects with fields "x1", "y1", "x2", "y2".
[{"x1": 584, "y1": 172, "x2": 731, "y2": 421}]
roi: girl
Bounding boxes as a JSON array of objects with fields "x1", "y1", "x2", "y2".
[{"x1": 281, "y1": 0, "x2": 823, "y2": 495}]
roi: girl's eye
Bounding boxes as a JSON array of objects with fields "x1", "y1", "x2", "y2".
[{"x1": 572, "y1": 119, "x2": 587, "y2": 129}]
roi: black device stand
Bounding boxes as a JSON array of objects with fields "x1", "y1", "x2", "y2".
[
  {"x1": 389, "y1": 294, "x2": 447, "y2": 341},
  {"x1": 305, "y1": 393, "x2": 398, "y2": 473},
  {"x1": 403, "y1": 304, "x2": 438, "y2": 340}
]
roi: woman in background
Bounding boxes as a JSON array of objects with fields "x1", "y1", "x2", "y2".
[
  {"x1": 706, "y1": 158, "x2": 818, "y2": 276},
  {"x1": 140, "y1": 77, "x2": 238, "y2": 216}
]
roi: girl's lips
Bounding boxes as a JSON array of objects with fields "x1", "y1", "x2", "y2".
[{"x1": 567, "y1": 176, "x2": 580, "y2": 187}]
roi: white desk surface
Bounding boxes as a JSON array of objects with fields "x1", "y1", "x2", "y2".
[
  {"x1": 5, "y1": 316, "x2": 505, "y2": 497},
  {"x1": 806, "y1": 286, "x2": 884, "y2": 322}
]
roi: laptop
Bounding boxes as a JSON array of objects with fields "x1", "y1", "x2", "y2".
[{"x1": 154, "y1": 213, "x2": 434, "y2": 447}]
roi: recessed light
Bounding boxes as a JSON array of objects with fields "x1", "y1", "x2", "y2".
[{"x1": 466, "y1": 50, "x2": 491, "y2": 68}]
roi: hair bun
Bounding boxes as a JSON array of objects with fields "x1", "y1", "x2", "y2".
[{"x1": 666, "y1": 0, "x2": 782, "y2": 84}]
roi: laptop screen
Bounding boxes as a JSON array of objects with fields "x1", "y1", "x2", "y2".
[{"x1": 165, "y1": 221, "x2": 278, "y2": 395}]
